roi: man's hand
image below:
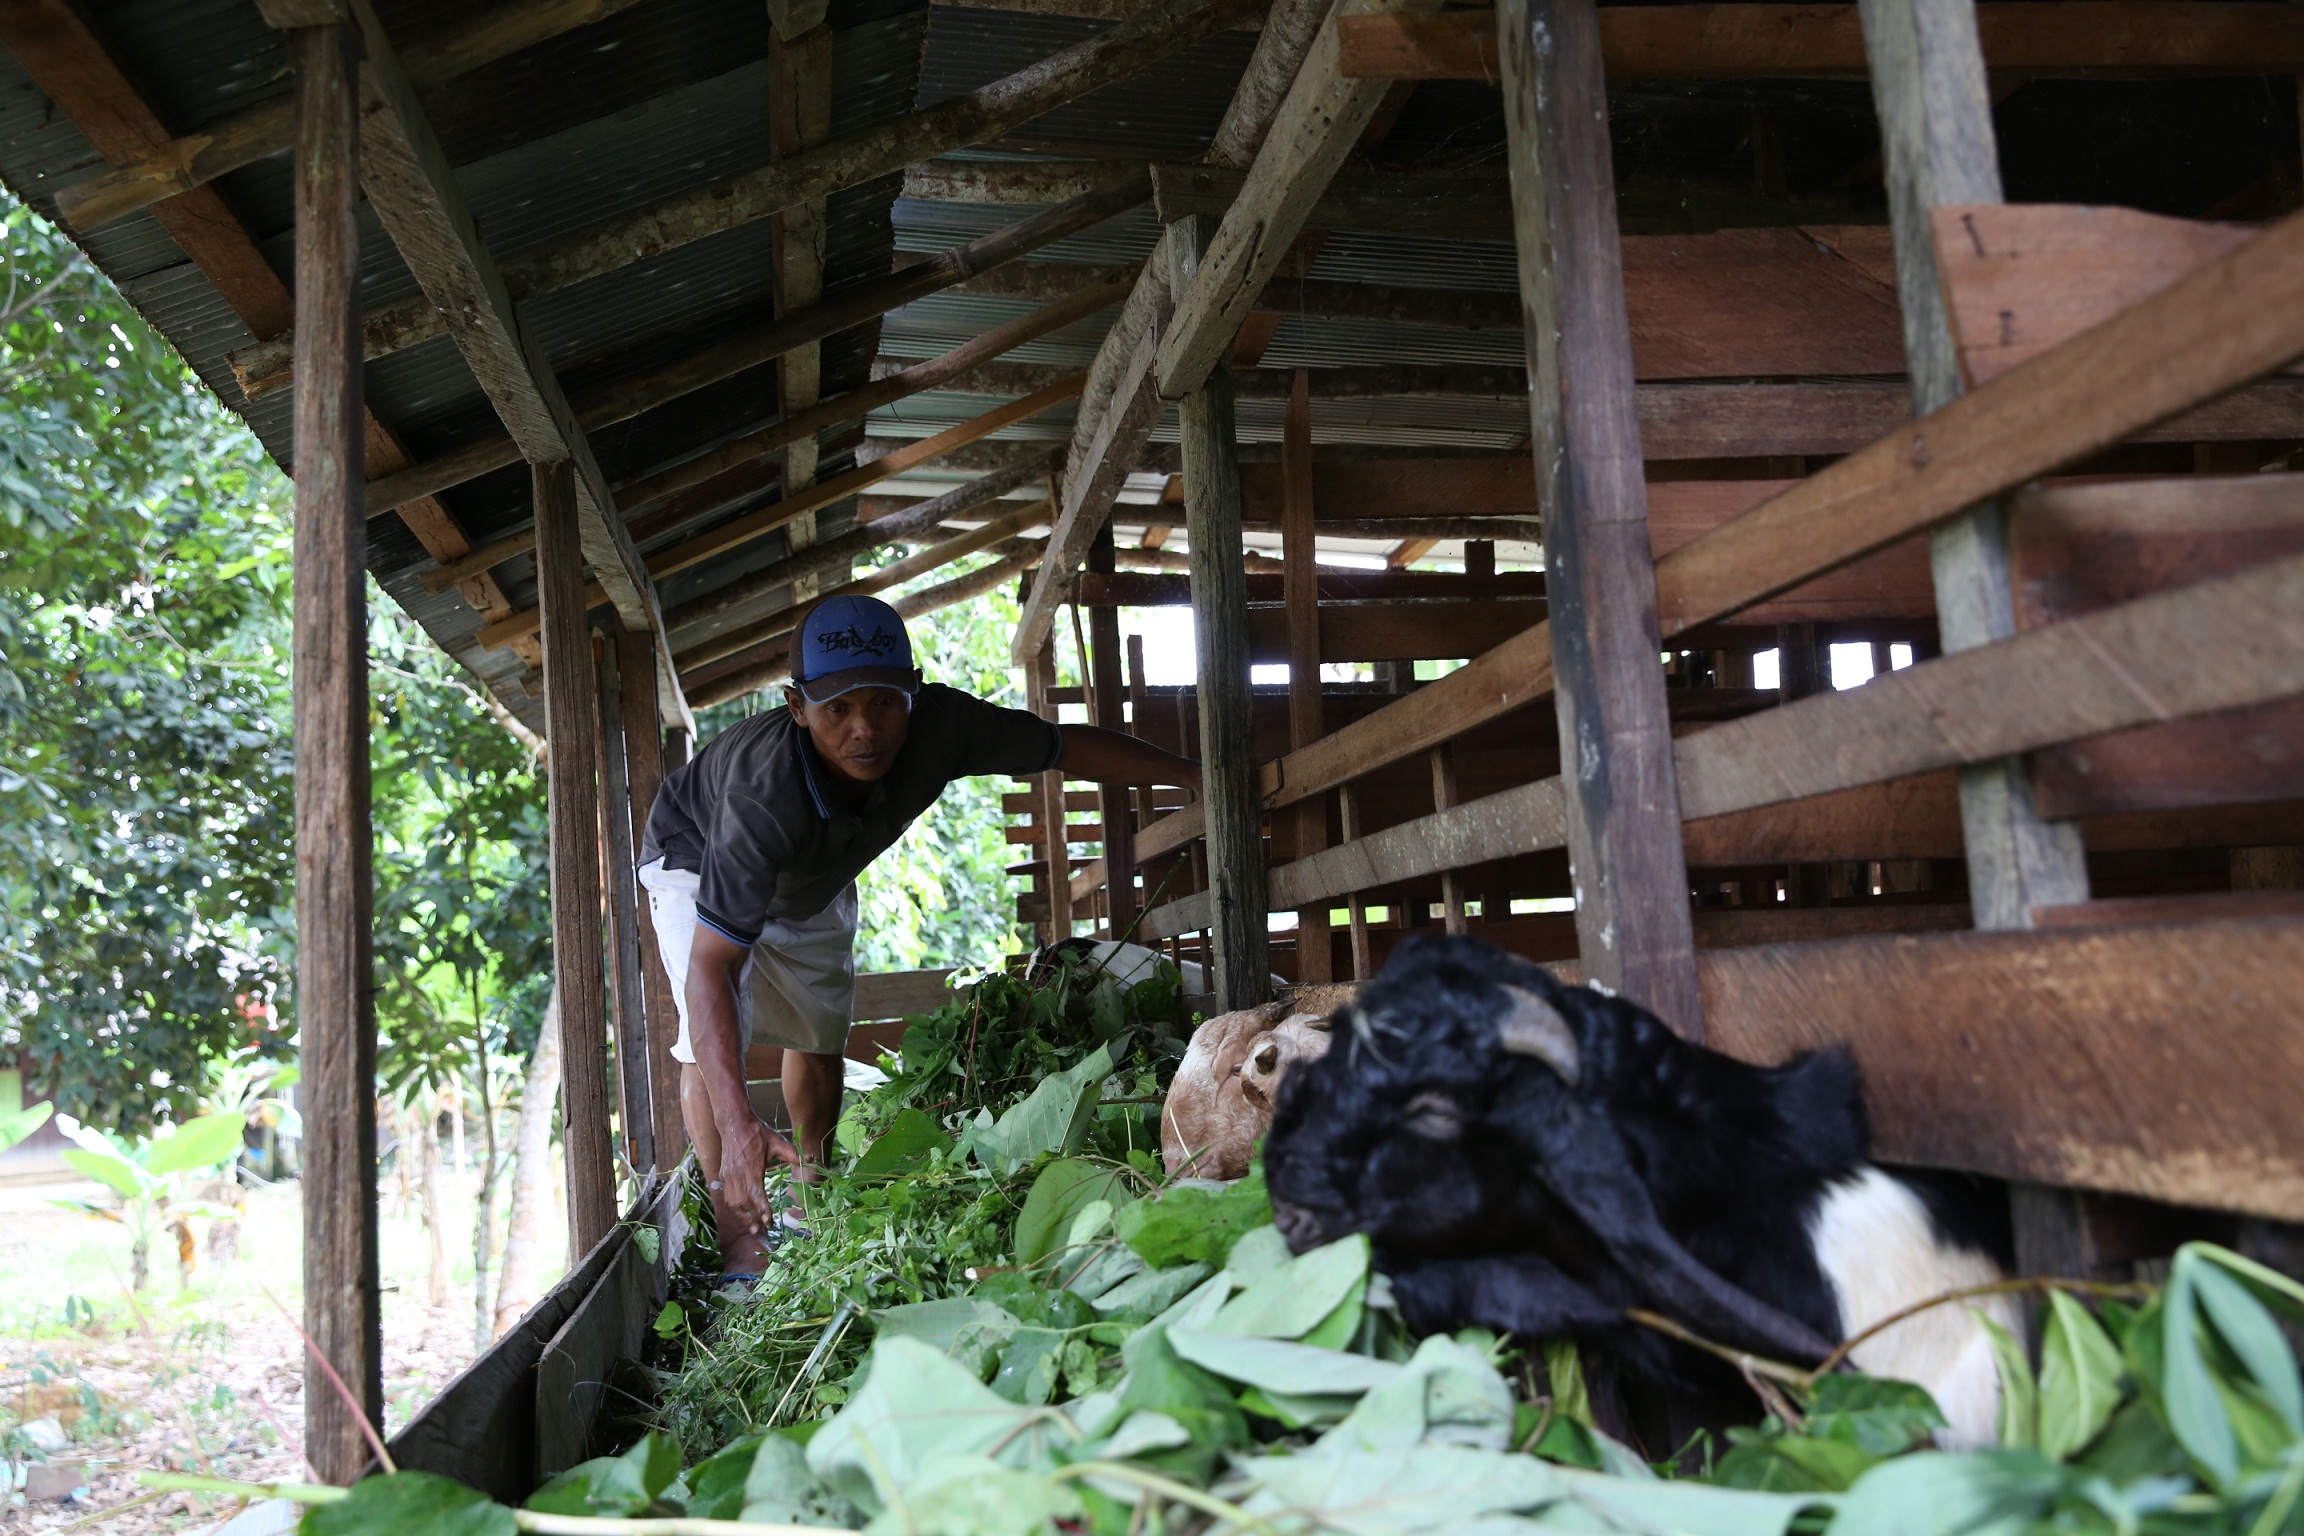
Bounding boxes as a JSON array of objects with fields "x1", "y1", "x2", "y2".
[
  {"x1": 714, "y1": 1112, "x2": 800, "y2": 1234},
  {"x1": 1057, "y1": 723, "x2": 1203, "y2": 790}
]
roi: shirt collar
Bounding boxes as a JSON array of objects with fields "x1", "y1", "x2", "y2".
[{"x1": 793, "y1": 729, "x2": 838, "y2": 820}]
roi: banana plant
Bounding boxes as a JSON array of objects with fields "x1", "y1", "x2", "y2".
[
  {"x1": 0, "y1": 1100, "x2": 52, "y2": 1154},
  {"x1": 51, "y1": 1111, "x2": 246, "y2": 1291}
]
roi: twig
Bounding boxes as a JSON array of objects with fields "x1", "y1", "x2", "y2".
[
  {"x1": 257, "y1": 1284, "x2": 398, "y2": 1474},
  {"x1": 58, "y1": 1488, "x2": 168, "y2": 1531},
  {"x1": 1049, "y1": 1461, "x2": 1282, "y2": 1536},
  {"x1": 1625, "y1": 1310, "x2": 1812, "y2": 1388},
  {"x1": 1514, "y1": 1395, "x2": 1555, "y2": 1456},
  {"x1": 1809, "y1": 1276, "x2": 2149, "y2": 1380}
]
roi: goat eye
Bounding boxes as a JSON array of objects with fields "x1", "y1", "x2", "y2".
[{"x1": 1403, "y1": 1091, "x2": 1461, "y2": 1140}]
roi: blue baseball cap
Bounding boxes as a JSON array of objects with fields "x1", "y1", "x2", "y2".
[{"x1": 792, "y1": 594, "x2": 922, "y2": 703}]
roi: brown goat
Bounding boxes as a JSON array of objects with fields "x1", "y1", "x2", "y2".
[{"x1": 1160, "y1": 984, "x2": 1357, "y2": 1179}]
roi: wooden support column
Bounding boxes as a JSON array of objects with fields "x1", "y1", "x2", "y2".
[
  {"x1": 595, "y1": 628, "x2": 653, "y2": 1176},
  {"x1": 1430, "y1": 744, "x2": 1469, "y2": 934},
  {"x1": 769, "y1": 3, "x2": 835, "y2": 594},
  {"x1": 536, "y1": 460, "x2": 618, "y2": 1255},
  {"x1": 1339, "y1": 784, "x2": 1374, "y2": 978},
  {"x1": 616, "y1": 627, "x2": 686, "y2": 1166},
  {"x1": 1860, "y1": 0, "x2": 2088, "y2": 932},
  {"x1": 291, "y1": 21, "x2": 380, "y2": 1484},
  {"x1": 1087, "y1": 524, "x2": 1138, "y2": 938},
  {"x1": 1173, "y1": 215, "x2": 1270, "y2": 1011},
  {"x1": 1498, "y1": 0, "x2": 1702, "y2": 1033},
  {"x1": 1027, "y1": 636, "x2": 1076, "y2": 942},
  {"x1": 1282, "y1": 368, "x2": 1333, "y2": 982}
]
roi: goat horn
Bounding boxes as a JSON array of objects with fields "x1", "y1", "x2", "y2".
[{"x1": 1495, "y1": 986, "x2": 1580, "y2": 1083}]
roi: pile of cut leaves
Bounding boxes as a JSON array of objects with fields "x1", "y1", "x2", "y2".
[{"x1": 206, "y1": 960, "x2": 2304, "y2": 1532}]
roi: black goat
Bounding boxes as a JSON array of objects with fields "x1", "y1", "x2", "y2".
[{"x1": 1263, "y1": 935, "x2": 2014, "y2": 1449}]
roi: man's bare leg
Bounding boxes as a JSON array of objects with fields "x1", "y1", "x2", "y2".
[
  {"x1": 680, "y1": 1064, "x2": 771, "y2": 1274},
  {"x1": 782, "y1": 1048, "x2": 844, "y2": 1181}
]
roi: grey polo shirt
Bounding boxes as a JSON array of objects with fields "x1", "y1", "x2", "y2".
[{"x1": 640, "y1": 683, "x2": 1062, "y2": 947}]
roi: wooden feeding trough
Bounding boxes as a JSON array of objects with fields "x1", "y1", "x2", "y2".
[{"x1": 5, "y1": 0, "x2": 2302, "y2": 1489}]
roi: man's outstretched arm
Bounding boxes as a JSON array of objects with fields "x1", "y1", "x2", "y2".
[
  {"x1": 1057, "y1": 724, "x2": 1202, "y2": 790},
  {"x1": 685, "y1": 926, "x2": 802, "y2": 1235}
]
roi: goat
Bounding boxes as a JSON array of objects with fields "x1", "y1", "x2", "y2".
[
  {"x1": 1262, "y1": 935, "x2": 2016, "y2": 1451},
  {"x1": 1161, "y1": 985, "x2": 1355, "y2": 1179}
]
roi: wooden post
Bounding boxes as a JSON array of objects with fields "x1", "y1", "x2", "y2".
[
  {"x1": 1087, "y1": 523, "x2": 1138, "y2": 939},
  {"x1": 1498, "y1": 0, "x2": 1702, "y2": 1034},
  {"x1": 291, "y1": 21, "x2": 381, "y2": 1485},
  {"x1": 535, "y1": 460, "x2": 618, "y2": 1255},
  {"x1": 595, "y1": 628, "x2": 653, "y2": 1175},
  {"x1": 616, "y1": 627, "x2": 686, "y2": 1165},
  {"x1": 1859, "y1": 0, "x2": 2089, "y2": 932},
  {"x1": 1026, "y1": 636, "x2": 1075, "y2": 942},
  {"x1": 1430, "y1": 744, "x2": 1469, "y2": 935},
  {"x1": 1172, "y1": 215, "x2": 1270, "y2": 1011},
  {"x1": 1282, "y1": 367, "x2": 1333, "y2": 983},
  {"x1": 1338, "y1": 783, "x2": 1373, "y2": 979}
]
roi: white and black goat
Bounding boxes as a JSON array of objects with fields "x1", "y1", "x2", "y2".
[{"x1": 1262, "y1": 935, "x2": 2017, "y2": 1451}]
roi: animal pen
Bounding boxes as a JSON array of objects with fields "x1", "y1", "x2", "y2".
[{"x1": 4, "y1": 0, "x2": 2304, "y2": 1501}]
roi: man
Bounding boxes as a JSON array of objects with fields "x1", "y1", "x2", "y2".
[{"x1": 637, "y1": 594, "x2": 1199, "y2": 1279}]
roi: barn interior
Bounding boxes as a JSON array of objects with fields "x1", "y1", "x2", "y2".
[{"x1": 2, "y1": 0, "x2": 2302, "y2": 1491}]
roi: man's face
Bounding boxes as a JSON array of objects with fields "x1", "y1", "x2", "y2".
[{"x1": 785, "y1": 685, "x2": 913, "y2": 784}]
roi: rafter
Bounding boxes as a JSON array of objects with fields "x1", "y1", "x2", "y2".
[{"x1": 337, "y1": 0, "x2": 690, "y2": 728}]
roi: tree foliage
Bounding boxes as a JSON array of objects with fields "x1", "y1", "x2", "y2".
[{"x1": 0, "y1": 197, "x2": 297, "y2": 1132}]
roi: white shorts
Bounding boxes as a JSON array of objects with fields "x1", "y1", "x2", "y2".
[{"x1": 638, "y1": 859, "x2": 859, "y2": 1062}]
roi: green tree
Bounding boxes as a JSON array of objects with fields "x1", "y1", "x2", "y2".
[{"x1": 0, "y1": 196, "x2": 297, "y2": 1134}]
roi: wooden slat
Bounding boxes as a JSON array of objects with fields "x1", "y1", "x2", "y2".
[
  {"x1": 1335, "y1": 4, "x2": 2304, "y2": 82},
  {"x1": 289, "y1": 22, "x2": 381, "y2": 1486},
  {"x1": 594, "y1": 629, "x2": 652, "y2": 1175},
  {"x1": 535, "y1": 461, "x2": 618, "y2": 1260},
  {"x1": 614, "y1": 626, "x2": 685, "y2": 1168},
  {"x1": 1087, "y1": 523, "x2": 1137, "y2": 938},
  {"x1": 534, "y1": 1175, "x2": 674, "y2": 1478},
  {"x1": 853, "y1": 969, "x2": 957, "y2": 1022},
  {"x1": 1143, "y1": 541, "x2": 2304, "y2": 939},
  {"x1": 2012, "y1": 474, "x2": 2304, "y2": 817},
  {"x1": 1700, "y1": 915, "x2": 2304, "y2": 1220}
]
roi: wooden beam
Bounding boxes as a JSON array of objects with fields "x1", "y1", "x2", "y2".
[
  {"x1": 1175, "y1": 217, "x2": 1269, "y2": 1009},
  {"x1": 51, "y1": 0, "x2": 652, "y2": 231},
  {"x1": 535, "y1": 461, "x2": 618, "y2": 1260},
  {"x1": 341, "y1": 0, "x2": 689, "y2": 729},
  {"x1": 613, "y1": 626, "x2": 685, "y2": 1168},
  {"x1": 1701, "y1": 914, "x2": 2304, "y2": 1221},
  {"x1": 1156, "y1": 0, "x2": 1446, "y2": 401},
  {"x1": 469, "y1": 378, "x2": 1082, "y2": 650},
  {"x1": 227, "y1": 0, "x2": 1247, "y2": 376},
  {"x1": 1011, "y1": 0, "x2": 1412, "y2": 670},
  {"x1": 1333, "y1": 4, "x2": 2304, "y2": 83},
  {"x1": 1501, "y1": 0, "x2": 1701, "y2": 1031},
  {"x1": 287, "y1": 22, "x2": 380, "y2": 1486}
]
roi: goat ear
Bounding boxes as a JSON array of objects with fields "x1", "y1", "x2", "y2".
[{"x1": 1495, "y1": 986, "x2": 1580, "y2": 1083}]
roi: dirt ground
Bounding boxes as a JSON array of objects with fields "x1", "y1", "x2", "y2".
[{"x1": 0, "y1": 1169, "x2": 566, "y2": 1534}]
